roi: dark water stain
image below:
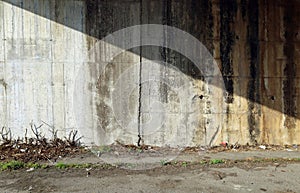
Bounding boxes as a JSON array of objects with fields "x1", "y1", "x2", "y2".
[
  {"x1": 80, "y1": 0, "x2": 299, "y2": 145},
  {"x1": 247, "y1": 0, "x2": 260, "y2": 143},
  {"x1": 220, "y1": 0, "x2": 237, "y2": 104},
  {"x1": 240, "y1": 0, "x2": 247, "y2": 21},
  {"x1": 159, "y1": 0, "x2": 214, "y2": 80},
  {"x1": 85, "y1": 0, "x2": 140, "y2": 136},
  {"x1": 283, "y1": 1, "x2": 297, "y2": 141},
  {"x1": 159, "y1": 0, "x2": 172, "y2": 103},
  {"x1": 54, "y1": 1, "x2": 59, "y2": 22},
  {"x1": 95, "y1": 63, "x2": 114, "y2": 132},
  {"x1": 162, "y1": 0, "x2": 172, "y2": 26},
  {"x1": 161, "y1": 0, "x2": 214, "y2": 144},
  {"x1": 190, "y1": 0, "x2": 214, "y2": 53},
  {"x1": 85, "y1": 0, "x2": 114, "y2": 45}
]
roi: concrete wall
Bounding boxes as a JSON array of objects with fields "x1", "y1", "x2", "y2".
[{"x1": 0, "y1": 0, "x2": 299, "y2": 146}]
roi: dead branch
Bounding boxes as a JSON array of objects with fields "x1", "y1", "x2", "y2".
[
  {"x1": 24, "y1": 128, "x2": 28, "y2": 143},
  {"x1": 66, "y1": 130, "x2": 83, "y2": 146},
  {"x1": 30, "y1": 122, "x2": 44, "y2": 142},
  {"x1": 41, "y1": 120, "x2": 58, "y2": 140},
  {"x1": 0, "y1": 126, "x2": 12, "y2": 142}
]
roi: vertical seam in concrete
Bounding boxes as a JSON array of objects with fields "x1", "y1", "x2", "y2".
[
  {"x1": 63, "y1": 62, "x2": 66, "y2": 134},
  {"x1": 50, "y1": 0, "x2": 55, "y2": 135},
  {"x1": 11, "y1": 3, "x2": 14, "y2": 47},
  {"x1": 2, "y1": 1, "x2": 7, "y2": 125},
  {"x1": 21, "y1": 1, "x2": 25, "y2": 126},
  {"x1": 137, "y1": 0, "x2": 143, "y2": 146}
]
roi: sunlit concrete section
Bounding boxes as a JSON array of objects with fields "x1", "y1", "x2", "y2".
[{"x1": 0, "y1": 1, "x2": 89, "y2": 140}]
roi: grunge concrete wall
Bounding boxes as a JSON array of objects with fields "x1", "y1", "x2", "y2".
[{"x1": 0, "y1": 0, "x2": 299, "y2": 146}]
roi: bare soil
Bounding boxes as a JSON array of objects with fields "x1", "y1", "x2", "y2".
[{"x1": 1, "y1": 144, "x2": 300, "y2": 193}]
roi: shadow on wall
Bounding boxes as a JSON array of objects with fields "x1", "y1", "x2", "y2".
[{"x1": 1, "y1": 0, "x2": 300, "y2": 144}]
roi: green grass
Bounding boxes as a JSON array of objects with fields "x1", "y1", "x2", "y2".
[
  {"x1": 0, "y1": 161, "x2": 49, "y2": 171},
  {"x1": 1, "y1": 157, "x2": 300, "y2": 171},
  {"x1": 181, "y1": 161, "x2": 188, "y2": 167},
  {"x1": 26, "y1": 162, "x2": 47, "y2": 169},
  {"x1": 160, "y1": 160, "x2": 170, "y2": 166},
  {"x1": 209, "y1": 159, "x2": 225, "y2": 164},
  {"x1": 55, "y1": 162, "x2": 68, "y2": 169},
  {"x1": 0, "y1": 161, "x2": 24, "y2": 170},
  {"x1": 55, "y1": 162, "x2": 92, "y2": 169},
  {"x1": 0, "y1": 161, "x2": 92, "y2": 171}
]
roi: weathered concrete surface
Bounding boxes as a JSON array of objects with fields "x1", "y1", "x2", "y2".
[{"x1": 0, "y1": 0, "x2": 300, "y2": 146}]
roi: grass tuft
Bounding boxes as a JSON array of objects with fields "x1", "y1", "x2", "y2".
[
  {"x1": 0, "y1": 161, "x2": 24, "y2": 170},
  {"x1": 209, "y1": 159, "x2": 225, "y2": 164}
]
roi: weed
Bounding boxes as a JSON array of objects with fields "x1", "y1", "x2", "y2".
[
  {"x1": 41, "y1": 164, "x2": 48, "y2": 169},
  {"x1": 0, "y1": 161, "x2": 112, "y2": 171},
  {"x1": 182, "y1": 161, "x2": 188, "y2": 167},
  {"x1": 0, "y1": 161, "x2": 24, "y2": 170},
  {"x1": 74, "y1": 163, "x2": 92, "y2": 169},
  {"x1": 27, "y1": 162, "x2": 41, "y2": 169},
  {"x1": 54, "y1": 162, "x2": 92, "y2": 169},
  {"x1": 209, "y1": 159, "x2": 224, "y2": 164},
  {"x1": 160, "y1": 160, "x2": 171, "y2": 166},
  {"x1": 55, "y1": 162, "x2": 68, "y2": 169}
]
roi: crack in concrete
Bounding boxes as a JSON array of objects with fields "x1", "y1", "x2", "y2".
[{"x1": 137, "y1": 0, "x2": 143, "y2": 146}]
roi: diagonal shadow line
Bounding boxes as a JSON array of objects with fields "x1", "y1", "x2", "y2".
[{"x1": 2, "y1": 0, "x2": 300, "y2": 129}]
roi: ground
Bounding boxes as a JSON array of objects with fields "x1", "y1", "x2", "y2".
[{"x1": 0, "y1": 146, "x2": 300, "y2": 193}]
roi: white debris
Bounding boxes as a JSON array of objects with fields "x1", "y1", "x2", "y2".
[
  {"x1": 26, "y1": 168, "x2": 35, "y2": 172},
  {"x1": 259, "y1": 145, "x2": 266, "y2": 150}
]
